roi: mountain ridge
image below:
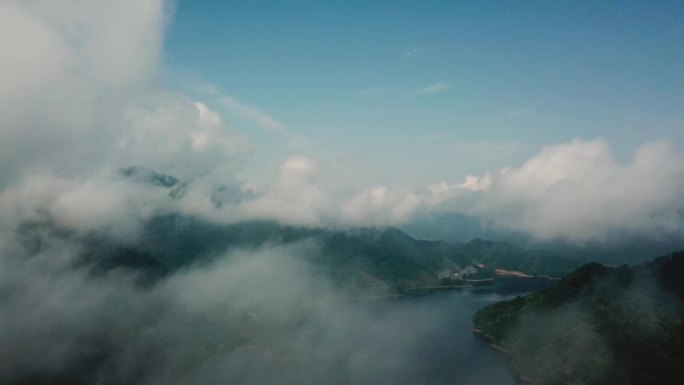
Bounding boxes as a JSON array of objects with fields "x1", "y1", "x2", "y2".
[{"x1": 473, "y1": 251, "x2": 684, "y2": 385}]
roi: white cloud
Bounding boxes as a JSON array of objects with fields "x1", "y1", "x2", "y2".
[
  {"x1": 115, "y1": 95, "x2": 250, "y2": 181},
  {"x1": 328, "y1": 138, "x2": 684, "y2": 244},
  {"x1": 0, "y1": 0, "x2": 166, "y2": 186},
  {"x1": 0, "y1": 0, "x2": 254, "y2": 240},
  {"x1": 166, "y1": 138, "x2": 684, "y2": 244},
  {"x1": 342, "y1": 186, "x2": 421, "y2": 225},
  {"x1": 443, "y1": 139, "x2": 684, "y2": 242},
  {"x1": 237, "y1": 156, "x2": 329, "y2": 226},
  {"x1": 416, "y1": 82, "x2": 450, "y2": 94}
]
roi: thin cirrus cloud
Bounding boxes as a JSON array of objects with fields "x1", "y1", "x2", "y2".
[
  {"x1": 359, "y1": 86, "x2": 389, "y2": 96},
  {"x1": 197, "y1": 84, "x2": 315, "y2": 152},
  {"x1": 416, "y1": 82, "x2": 450, "y2": 94},
  {"x1": 219, "y1": 95, "x2": 287, "y2": 133},
  {"x1": 401, "y1": 49, "x2": 416, "y2": 60},
  {"x1": 449, "y1": 140, "x2": 529, "y2": 159},
  {"x1": 198, "y1": 84, "x2": 289, "y2": 135}
]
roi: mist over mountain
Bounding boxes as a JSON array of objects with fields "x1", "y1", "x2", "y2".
[
  {"x1": 1, "y1": 1, "x2": 683, "y2": 384},
  {"x1": 401, "y1": 212, "x2": 684, "y2": 265},
  {"x1": 474, "y1": 251, "x2": 684, "y2": 385},
  {"x1": 8, "y1": 207, "x2": 565, "y2": 385}
]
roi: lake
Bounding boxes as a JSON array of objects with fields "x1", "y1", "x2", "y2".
[
  {"x1": 346, "y1": 289, "x2": 520, "y2": 385},
  {"x1": 210, "y1": 286, "x2": 532, "y2": 385}
]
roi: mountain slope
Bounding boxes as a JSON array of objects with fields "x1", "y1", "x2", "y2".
[
  {"x1": 464, "y1": 238, "x2": 581, "y2": 277},
  {"x1": 473, "y1": 251, "x2": 684, "y2": 385},
  {"x1": 71, "y1": 214, "x2": 582, "y2": 292}
]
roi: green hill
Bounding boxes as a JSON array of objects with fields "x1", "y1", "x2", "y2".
[
  {"x1": 473, "y1": 251, "x2": 684, "y2": 385},
  {"x1": 70, "y1": 214, "x2": 582, "y2": 292},
  {"x1": 464, "y1": 238, "x2": 581, "y2": 277}
]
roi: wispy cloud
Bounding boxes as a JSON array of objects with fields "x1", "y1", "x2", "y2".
[
  {"x1": 218, "y1": 95, "x2": 287, "y2": 134},
  {"x1": 416, "y1": 82, "x2": 450, "y2": 94},
  {"x1": 449, "y1": 140, "x2": 529, "y2": 158},
  {"x1": 197, "y1": 84, "x2": 315, "y2": 150},
  {"x1": 285, "y1": 135, "x2": 320, "y2": 151},
  {"x1": 359, "y1": 86, "x2": 389, "y2": 96},
  {"x1": 401, "y1": 49, "x2": 416, "y2": 60},
  {"x1": 505, "y1": 105, "x2": 537, "y2": 118},
  {"x1": 422, "y1": 132, "x2": 444, "y2": 141},
  {"x1": 198, "y1": 85, "x2": 287, "y2": 134}
]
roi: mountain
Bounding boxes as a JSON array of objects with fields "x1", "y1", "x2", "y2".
[
  {"x1": 398, "y1": 212, "x2": 494, "y2": 243},
  {"x1": 401, "y1": 212, "x2": 684, "y2": 266},
  {"x1": 80, "y1": 217, "x2": 467, "y2": 291},
  {"x1": 120, "y1": 166, "x2": 187, "y2": 198},
  {"x1": 531, "y1": 237, "x2": 684, "y2": 265},
  {"x1": 463, "y1": 238, "x2": 581, "y2": 277},
  {"x1": 63, "y1": 214, "x2": 582, "y2": 293},
  {"x1": 74, "y1": 168, "x2": 582, "y2": 290},
  {"x1": 473, "y1": 251, "x2": 684, "y2": 385}
]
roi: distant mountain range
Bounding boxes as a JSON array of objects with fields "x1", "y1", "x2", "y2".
[
  {"x1": 75, "y1": 167, "x2": 579, "y2": 291},
  {"x1": 474, "y1": 251, "x2": 684, "y2": 385},
  {"x1": 401, "y1": 212, "x2": 684, "y2": 265},
  {"x1": 65, "y1": 214, "x2": 582, "y2": 293},
  {"x1": 108, "y1": 167, "x2": 678, "y2": 292},
  {"x1": 13, "y1": 167, "x2": 684, "y2": 384}
]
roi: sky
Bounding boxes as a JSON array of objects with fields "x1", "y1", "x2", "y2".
[
  {"x1": 1, "y1": 0, "x2": 684, "y2": 244},
  {"x1": 165, "y1": 0, "x2": 684, "y2": 186}
]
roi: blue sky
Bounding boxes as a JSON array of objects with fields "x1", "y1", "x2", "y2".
[
  {"x1": 165, "y1": 0, "x2": 684, "y2": 186},
  {"x1": 3, "y1": 0, "x2": 684, "y2": 241}
]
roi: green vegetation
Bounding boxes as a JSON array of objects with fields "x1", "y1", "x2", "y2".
[
  {"x1": 474, "y1": 252, "x2": 684, "y2": 385},
  {"x1": 71, "y1": 214, "x2": 581, "y2": 293},
  {"x1": 108, "y1": 167, "x2": 579, "y2": 289},
  {"x1": 464, "y1": 238, "x2": 581, "y2": 277}
]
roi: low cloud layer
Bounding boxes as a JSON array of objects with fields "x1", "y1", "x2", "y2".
[
  {"x1": 428, "y1": 139, "x2": 684, "y2": 243},
  {"x1": 255, "y1": 139, "x2": 684, "y2": 244},
  {"x1": 1, "y1": 227, "x2": 519, "y2": 385}
]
